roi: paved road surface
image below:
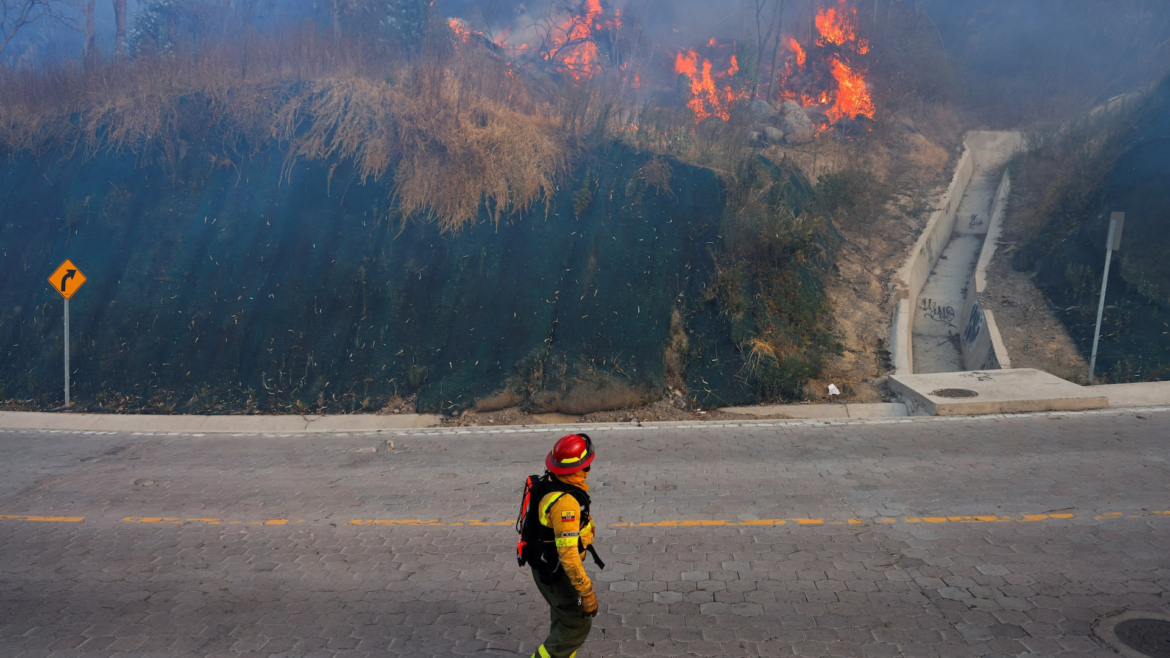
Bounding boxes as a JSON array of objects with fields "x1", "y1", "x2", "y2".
[{"x1": 1, "y1": 408, "x2": 1168, "y2": 657}]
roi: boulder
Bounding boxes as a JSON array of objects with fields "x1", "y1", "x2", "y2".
[
  {"x1": 780, "y1": 101, "x2": 815, "y2": 144},
  {"x1": 763, "y1": 126, "x2": 786, "y2": 143},
  {"x1": 748, "y1": 99, "x2": 779, "y2": 121}
]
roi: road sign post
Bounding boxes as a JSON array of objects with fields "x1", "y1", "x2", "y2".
[
  {"x1": 1088, "y1": 212, "x2": 1124, "y2": 385},
  {"x1": 64, "y1": 299, "x2": 70, "y2": 407},
  {"x1": 48, "y1": 260, "x2": 87, "y2": 407}
]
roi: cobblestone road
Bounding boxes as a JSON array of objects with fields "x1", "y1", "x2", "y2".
[{"x1": 0, "y1": 408, "x2": 1168, "y2": 657}]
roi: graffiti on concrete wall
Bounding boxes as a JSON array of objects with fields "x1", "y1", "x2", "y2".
[
  {"x1": 920, "y1": 298, "x2": 956, "y2": 326},
  {"x1": 963, "y1": 300, "x2": 985, "y2": 350}
]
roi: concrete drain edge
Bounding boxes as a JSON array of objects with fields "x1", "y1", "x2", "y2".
[{"x1": 1093, "y1": 610, "x2": 1170, "y2": 658}]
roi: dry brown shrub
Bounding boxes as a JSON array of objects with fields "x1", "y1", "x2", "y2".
[
  {"x1": 557, "y1": 380, "x2": 648, "y2": 415},
  {"x1": 277, "y1": 73, "x2": 564, "y2": 232},
  {"x1": 473, "y1": 389, "x2": 525, "y2": 413},
  {"x1": 0, "y1": 28, "x2": 565, "y2": 232},
  {"x1": 637, "y1": 157, "x2": 674, "y2": 197}
]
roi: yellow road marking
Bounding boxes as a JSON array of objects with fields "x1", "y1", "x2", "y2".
[
  {"x1": 7, "y1": 511, "x2": 1168, "y2": 528},
  {"x1": 122, "y1": 517, "x2": 293, "y2": 526},
  {"x1": 348, "y1": 519, "x2": 512, "y2": 526},
  {"x1": 0, "y1": 514, "x2": 85, "y2": 523}
]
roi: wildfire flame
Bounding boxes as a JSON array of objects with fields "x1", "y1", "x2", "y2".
[
  {"x1": 815, "y1": 4, "x2": 854, "y2": 49},
  {"x1": 674, "y1": 47, "x2": 747, "y2": 122},
  {"x1": 541, "y1": 0, "x2": 622, "y2": 81},
  {"x1": 787, "y1": 38, "x2": 806, "y2": 68},
  {"x1": 672, "y1": 0, "x2": 874, "y2": 130},
  {"x1": 448, "y1": 18, "x2": 473, "y2": 44},
  {"x1": 775, "y1": 0, "x2": 874, "y2": 129},
  {"x1": 826, "y1": 59, "x2": 874, "y2": 123},
  {"x1": 814, "y1": 0, "x2": 874, "y2": 123}
]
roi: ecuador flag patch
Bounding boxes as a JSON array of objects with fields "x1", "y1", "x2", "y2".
[{"x1": 560, "y1": 510, "x2": 576, "y2": 523}]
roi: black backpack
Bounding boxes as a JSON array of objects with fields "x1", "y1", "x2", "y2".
[{"x1": 515, "y1": 473, "x2": 604, "y2": 579}]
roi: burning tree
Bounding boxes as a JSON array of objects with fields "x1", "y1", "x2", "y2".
[
  {"x1": 776, "y1": 0, "x2": 874, "y2": 127},
  {"x1": 530, "y1": 0, "x2": 622, "y2": 82},
  {"x1": 671, "y1": 0, "x2": 876, "y2": 132}
]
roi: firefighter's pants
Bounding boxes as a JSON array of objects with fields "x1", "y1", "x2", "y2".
[{"x1": 531, "y1": 566, "x2": 592, "y2": 658}]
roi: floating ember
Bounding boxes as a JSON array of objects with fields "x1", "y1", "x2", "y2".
[{"x1": 448, "y1": 18, "x2": 474, "y2": 44}]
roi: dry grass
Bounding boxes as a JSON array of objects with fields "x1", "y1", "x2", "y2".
[
  {"x1": 473, "y1": 388, "x2": 525, "y2": 413},
  {"x1": 0, "y1": 28, "x2": 566, "y2": 232},
  {"x1": 529, "y1": 379, "x2": 648, "y2": 416}
]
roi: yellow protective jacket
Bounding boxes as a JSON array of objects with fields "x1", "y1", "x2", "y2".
[{"x1": 538, "y1": 471, "x2": 596, "y2": 596}]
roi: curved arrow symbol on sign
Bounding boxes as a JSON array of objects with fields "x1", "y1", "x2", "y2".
[{"x1": 60, "y1": 269, "x2": 77, "y2": 292}]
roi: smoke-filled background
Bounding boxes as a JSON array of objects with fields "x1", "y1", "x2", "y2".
[
  {"x1": 1, "y1": 0, "x2": 1168, "y2": 413},
  {"x1": 5, "y1": 0, "x2": 1168, "y2": 126}
]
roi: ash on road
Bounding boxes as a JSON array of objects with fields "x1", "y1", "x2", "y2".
[{"x1": 0, "y1": 409, "x2": 1168, "y2": 657}]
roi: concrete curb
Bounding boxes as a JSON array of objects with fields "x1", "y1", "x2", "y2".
[
  {"x1": 717, "y1": 402, "x2": 907, "y2": 419},
  {"x1": 889, "y1": 369, "x2": 1110, "y2": 416},
  {"x1": 0, "y1": 411, "x2": 441, "y2": 434},
  {"x1": 960, "y1": 163, "x2": 1017, "y2": 370},
  {"x1": 1, "y1": 382, "x2": 1166, "y2": 435}
]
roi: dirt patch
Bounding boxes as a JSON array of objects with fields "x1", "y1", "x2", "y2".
[
  {"x1": 772, "y1": 122, "x2": 956, "y2": 402},
  {"x1": 981, "y1": 189, "x2": 1089, "y2": 384},
  {"x1": 441, "y1": 394, "x2": 766, "y2": 427}
]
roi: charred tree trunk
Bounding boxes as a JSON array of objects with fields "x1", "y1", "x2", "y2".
[
  {"x1": 113, "y1": 0, "x2": 127, "y2": 57},
  {"x1": 766, "y1": 0, "x2": 787, "y2": 101},
  {"x1": 754, "y1": 0, "x2": 780, "y2": 95},
  {"x1": 332, "y1": 0, "x2": 342, "y2": 40},
  {"x1": 83, "y1": 0, "x2": 97, "y2": 63}
]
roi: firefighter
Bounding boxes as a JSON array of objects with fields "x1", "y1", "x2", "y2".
[{"x1": 527, "y1": 433, "x2": 601, "y2": 658}]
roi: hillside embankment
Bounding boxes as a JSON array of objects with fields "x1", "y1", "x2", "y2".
[
  {"x1": 0, "y1": 140, "x2": 838, "y2": 414},
  {"x1": 1001, "y1": 78, "x2": 1170, "y2": 383}
]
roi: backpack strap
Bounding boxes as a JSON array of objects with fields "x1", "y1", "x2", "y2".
[
  {"x1": 538, "y1": 491, "x2": 570, "y2": 527},
  {"x1": 586, "y1": 544, "x2": 606, "y2": 570}
]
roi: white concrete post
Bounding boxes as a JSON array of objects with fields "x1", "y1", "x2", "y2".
[{"x1": 1088, "y1": 213, "x2": 1124, "y2": 385}]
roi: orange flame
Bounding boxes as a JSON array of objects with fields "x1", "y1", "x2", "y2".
[
  {"x1": 542, "y1": 0, "x2": 620, "y2": 81},
  {"x1": 816, "y1": 0, "x2": 870, "y2": 53},
  {"x1": 826, "y1": 59, "x2": 874, "y2": 122},
  {"x1": 675, "y1": 46, "x2": 747, "y2": 122},
  {"x1": 814, "y1": 3, "x2": 856, "y2": 47},
  {"x1": 787, "y1": 38, "x2": 806, "y2": 68},
  {"x1": 772, "y1": 0, "x2": 874, "y2": 128},
  {"x1": 448, "y1": 18, "x2": 473, "y2": 44}
]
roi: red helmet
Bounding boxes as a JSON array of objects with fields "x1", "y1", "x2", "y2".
[{"x1": 546, "y1": 433, "x2": 595, "y2": 475}]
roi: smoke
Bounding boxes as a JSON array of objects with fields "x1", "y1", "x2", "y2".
[
  {"x1": 923, "y1": 0, "x2": 1170, "y2": 121},
  {"x1": 446, "y1": 0, "x2": 750, "y2": 51}
]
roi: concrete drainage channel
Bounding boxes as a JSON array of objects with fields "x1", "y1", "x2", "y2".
[
  {"x1": 882, "y1": 130, "x2": 1125, "y2": 417},
  {"x1": 889, "y1": 130, "x2": 1023, "y2": 376},
  {"x1": 1093, "y1": 611, "x2": 1170, "y2": 658}
]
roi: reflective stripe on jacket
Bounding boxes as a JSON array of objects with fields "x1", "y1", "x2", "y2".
[{"x1": 538, "y1": 490, "x2": 595, "y2": 596}]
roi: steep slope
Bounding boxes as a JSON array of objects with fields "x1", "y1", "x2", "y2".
[{"x1": 0, "y1": 142, "x2": 828, "y2": 413}]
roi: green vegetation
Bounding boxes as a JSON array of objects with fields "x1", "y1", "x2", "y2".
[{"x1": 704, "y1": 156, "x2": 842, "y2": 402}]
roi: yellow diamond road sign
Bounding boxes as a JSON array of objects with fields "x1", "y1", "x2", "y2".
[{"x1": 49, "y1": 260, "x2": 87, "y2": 300}]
